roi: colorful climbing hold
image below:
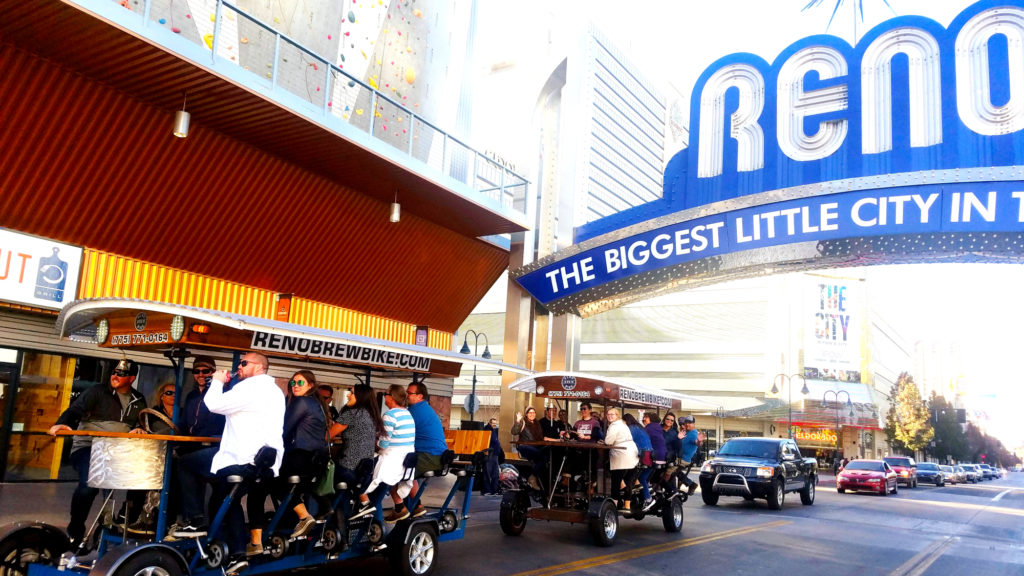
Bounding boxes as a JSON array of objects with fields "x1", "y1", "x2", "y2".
[
  {"x1": 172, "y1": 27, "x2": 181, "y2": 33},
  {"x1": 347, "y1": 10, "x2": 355, "y2": 22},
  {"x1": 414, "y1": 8, "x2": 422, "y2": 18},
  {"x1": 158, "y1": 18, "x2": 166, "y2": 24},
  {"x1": 404, "y1": 67, "x2": 415, "y2": 84}
]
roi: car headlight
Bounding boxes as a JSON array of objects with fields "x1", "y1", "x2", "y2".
[
  {"x1": 900, "y1": 471, "x2": 909, "y2": 477},
  {"x1": 701, "y1": 462, "x2": 713, "y2": 473},
  {"x1": 756, "y1": 466, "x2": 775, "y2": 478}
]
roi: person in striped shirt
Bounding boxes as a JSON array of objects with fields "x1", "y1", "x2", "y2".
[{"x1": 350, "y1": 384, "x2": 416, "y2": 520}]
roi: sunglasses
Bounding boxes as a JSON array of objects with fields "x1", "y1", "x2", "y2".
[
  {"x1": 237, "y1": 360, "x2": 250, "y2": 368},
  {"x1": 289, "y1": 380, "x2": 308, "y2": 387},
  {"x1": 113, "y1": 370, "x2": 132, "y2": 378},
  {"x1": 162, "y1": 390, "x2": 175, "y2": 396},
  {"x1": 192, "y1": 368, "x2": 213, "y2": 375}
]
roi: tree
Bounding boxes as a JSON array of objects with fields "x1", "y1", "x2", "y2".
[
  {"x1": 884, "y1": 372, "x2": 934, "y2": 454},
  {"x1": 928, "y1": 393, "x2": 968, "y2": 462}
]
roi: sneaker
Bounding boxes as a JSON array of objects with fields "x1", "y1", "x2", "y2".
[
  {"x1": 527, "y1": 475, "x2": 543, "y2": 491},
  {"x1": 349, "y1": 502, "x2": 375, "y2": 520},
  {"x1": 384, "y1": 507, "x2": 410, "y2": 523},
  {"x1": 170, "y1": 523, "x2": 208, "y2": 538},
  {"x1": 291, "y1": 515, "x2": 316, "y2": 539},
  {"x1": 687, "y1": 484, "x2": 698, "y2": 496},
  {"x1": 224, "y1": 557, "x2": 248, "y2": 576},
  {"x1": 642, "y1": 499, "x2": 657, "y2": 512},
  {"x1": 246, "y1": 542, "x2": 264, "y2": 556},
  {"x1": 411, "y1": 504, "x2": 427, "y2": 518}
]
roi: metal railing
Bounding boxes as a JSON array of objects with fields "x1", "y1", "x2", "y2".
[{"x1": 111, "y1": 0, "x2": 528, "y2": 217}]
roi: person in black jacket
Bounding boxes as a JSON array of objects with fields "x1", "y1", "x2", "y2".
[
  {"x1": 246, "y1": 370, "x2": 327, "y2": 552},
  {"x1": 182, "y1": 356, "x2": 226, "y2": 438},
  {"x1": 48, "y1": 358, "x2": 146, "y2": 546}
]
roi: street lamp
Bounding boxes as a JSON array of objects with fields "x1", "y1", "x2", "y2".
[
  {"x1": 771, "y1": 373, "x2": 809, "y2": 439},
  {"x1": 459, "y1": 329, "x2": 490, "y2": 422},
  {"x1": 823, "y1": 390, "x2": 853, "y2": 456}
]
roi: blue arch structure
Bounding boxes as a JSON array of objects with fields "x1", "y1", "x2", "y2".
[{"x1": 513, "y1": 0, "x2": 1024, "y2": 316}]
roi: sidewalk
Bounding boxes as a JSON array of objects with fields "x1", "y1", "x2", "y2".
[{"x1": 818, "y1": 472, "x2": 836, "y2": 486}]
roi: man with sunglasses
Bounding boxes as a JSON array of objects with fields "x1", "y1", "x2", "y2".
[
  {"x1": 170, "y1": 354, "x2": 284, "y2": 569},
  {"x1": 182, "y1": 356, "x2": 226, "y2": 439},
  {"x1": 48, "y1": 358, "x2": 146, "y2": 547}
]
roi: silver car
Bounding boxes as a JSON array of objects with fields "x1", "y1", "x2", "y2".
[{"x1": 940, "y1": 465, "x2": 961, "y2": 484}]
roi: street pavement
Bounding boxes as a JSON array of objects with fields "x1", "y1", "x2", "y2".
[{"x1": 4, "y1": 471, "x2": 1023, "y2": 575}]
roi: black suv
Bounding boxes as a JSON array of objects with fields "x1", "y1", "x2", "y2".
[{"x1": 698, "y1": 437, "x2": 816, "y2": 510}]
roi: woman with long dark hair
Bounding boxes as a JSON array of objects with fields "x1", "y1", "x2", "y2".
[{"x1": 333, "y1": 384, "x2": 385, "y2": 493}]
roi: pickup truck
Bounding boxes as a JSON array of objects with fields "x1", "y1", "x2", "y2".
[{"x1": 698, "y1": 437, "x2": 817, "y2": 510}]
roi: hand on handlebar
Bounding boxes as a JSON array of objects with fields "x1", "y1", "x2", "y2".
[{"x1": 47, "y1": 424, "x2": 71, "y2": 436}]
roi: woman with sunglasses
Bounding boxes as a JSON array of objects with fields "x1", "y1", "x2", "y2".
[{"x1": 247, "y1": 370, "x2": 327, "y2": 552}]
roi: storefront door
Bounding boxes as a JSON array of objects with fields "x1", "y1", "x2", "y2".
[{"x1": 0, "y1": 347, "x2": 22, "y2": 482}]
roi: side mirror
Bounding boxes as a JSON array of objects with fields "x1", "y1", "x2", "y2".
[{"x1": 709, "y1": 450, "x2": 717, "y2": 459}]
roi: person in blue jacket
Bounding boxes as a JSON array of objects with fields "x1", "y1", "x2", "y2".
[{"x1": 623, "y1": 413, "x2": 655, "y2": 511}]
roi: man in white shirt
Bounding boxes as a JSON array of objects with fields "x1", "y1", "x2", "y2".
[{"x1": 192, "y1": 352, "x2": 284, "y2": 572}]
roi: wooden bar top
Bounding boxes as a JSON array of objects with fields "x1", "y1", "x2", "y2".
[
  {"x1": 55, "y1": 430, "x2": 221, "y2": 443},
  {"x1": 514, "y1": 439, "x2": 622, "y2": 450}
]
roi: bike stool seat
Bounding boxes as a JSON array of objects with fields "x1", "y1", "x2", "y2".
[
  {"x1": 335, "y1": 481, "x2": 349, "y2": 491},
  {"x1": 286, "y1": 475, "x2": 301, "y2": 484},
  {"x1": 227, "y1": 475, "x2": 244, "y2": 484}
]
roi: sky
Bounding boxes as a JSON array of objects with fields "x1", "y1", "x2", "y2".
[{"x1": 483, "y1": 0, "x2": 1024, "y2": 449}]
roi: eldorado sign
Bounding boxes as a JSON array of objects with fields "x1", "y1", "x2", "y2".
[{"x1": 514, "y1": 0, "x2": 1024, "y2": 315}]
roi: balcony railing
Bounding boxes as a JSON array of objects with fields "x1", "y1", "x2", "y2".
[{"x1": 93, "y1": 0, "x2": 529, "y2": 221}]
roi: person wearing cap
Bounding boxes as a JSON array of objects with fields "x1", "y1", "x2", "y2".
[
  {"x1": 183, "y1": 356, "x2": 226, "y2": 439},
  {"x1": 676, "y1": 415, "x2": 703, "y2": 495},
  {"x1": 48, "y1": 358, "x2": 146, "y2": 546}
]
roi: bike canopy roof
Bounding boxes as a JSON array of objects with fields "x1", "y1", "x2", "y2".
[
  {"x1": 509, "y1": 371, "x2": 716, "y2": 412},
  {"x1": 57, "y1": 298, "x2": 531, "y2": 379}
]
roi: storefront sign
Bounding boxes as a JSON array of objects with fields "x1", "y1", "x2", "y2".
[
  {"x1": 793, "y1": 426, "x2": 837, "y2": 445},
  {"x1": 251, "y1": 331, "x2": 432, "y2": 372},
  {"x1": 0, "y1": 229, "x2": 82, "y2": 310}
]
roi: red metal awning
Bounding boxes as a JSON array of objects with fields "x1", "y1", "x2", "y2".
[{"x1": 0, "y1": 1, "x2": 522, "y2": 333}]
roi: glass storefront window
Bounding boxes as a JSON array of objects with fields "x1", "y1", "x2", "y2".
[{"x1": 2, "y1": 351, "x2": 176, "y2": 482}]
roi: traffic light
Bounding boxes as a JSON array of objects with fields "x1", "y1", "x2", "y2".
[{"x1": 981, "y1": 454, "x2": 986, "y2": 460}]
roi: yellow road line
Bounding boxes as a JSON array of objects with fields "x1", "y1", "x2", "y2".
[
  {"x1": 889, "y1": 535, "x2": 956, "y2": 576},
  {"x1": 900, "y1": 498, "x2": 1024, "y2": 517},
  {"x1": 507, "y1": 520, "x2": 791, "y2": 576}
]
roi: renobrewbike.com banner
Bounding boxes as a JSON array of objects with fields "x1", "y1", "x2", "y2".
[
  {"x1": 251, "y1": 331, "x2": 432, "y2": 372},
  {"x1": 803, "y1": 277, "x2": 862, "y2": 384},
  {"x1": 517, "y1": 183, "x2": 1024, "y2": 306}
]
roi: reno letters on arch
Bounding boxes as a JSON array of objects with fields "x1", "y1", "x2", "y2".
[{"x1": 678, "y1": 0, "x2": 1024, "y2": 208}]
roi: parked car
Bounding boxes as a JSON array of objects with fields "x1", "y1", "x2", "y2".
[
  {"x1": 836, "y1": 459, "x2": 898, "y2": 495},
  {"x1": 978, "y1": 464, "x2": 995, "y2": 480},
  {"x1": 940, "y1": 465, "x2": 960, "y2": 484},
  {"x1": 916, "y1": 462, "x2": 944, "y2": 486},
  {"x1": 883, "y1": 456, "x2": 918, "y2": 488},
  {"x1": 952, "y1": 465, "x2": 968, "y2": 483},
  {"x1": 961, "y1": 464, "x2": 981, "y2": 483}
]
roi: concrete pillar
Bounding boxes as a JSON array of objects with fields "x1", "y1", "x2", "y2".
[{"x1": 498, "y1": 241, "x2": 533, "y2": 454}]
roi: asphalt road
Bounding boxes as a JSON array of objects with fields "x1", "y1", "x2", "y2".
[
  {"x1": 3, "y1": 472, "x2": 1022, "y2": 575},
  {"x1": 344, "y1": 472, "x2": 1024, "y2": 576}
]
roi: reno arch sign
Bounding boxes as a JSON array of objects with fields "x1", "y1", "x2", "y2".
[{"x1": 514, "y1": 0, "x2": 1024, "y2": 316}]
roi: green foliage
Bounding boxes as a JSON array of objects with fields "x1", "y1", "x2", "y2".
[
  {"x1": 928, "y1": 393, "x2": 969, "y2": 462},
  {"x1": 884, "y1": 372, "x2": 933, "y2": 453}
]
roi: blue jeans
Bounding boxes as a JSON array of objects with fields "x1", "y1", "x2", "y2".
[
  {"x1": 638, "y1": 467, "x2": 653, "y2": 501},
  {"x1": 177, "y1": 446, "x2": 217, "y2": 524}
]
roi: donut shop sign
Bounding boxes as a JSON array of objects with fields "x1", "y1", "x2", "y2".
[{"x1": 514, "y1": 0, "x2": 1024, "y2": 313}]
